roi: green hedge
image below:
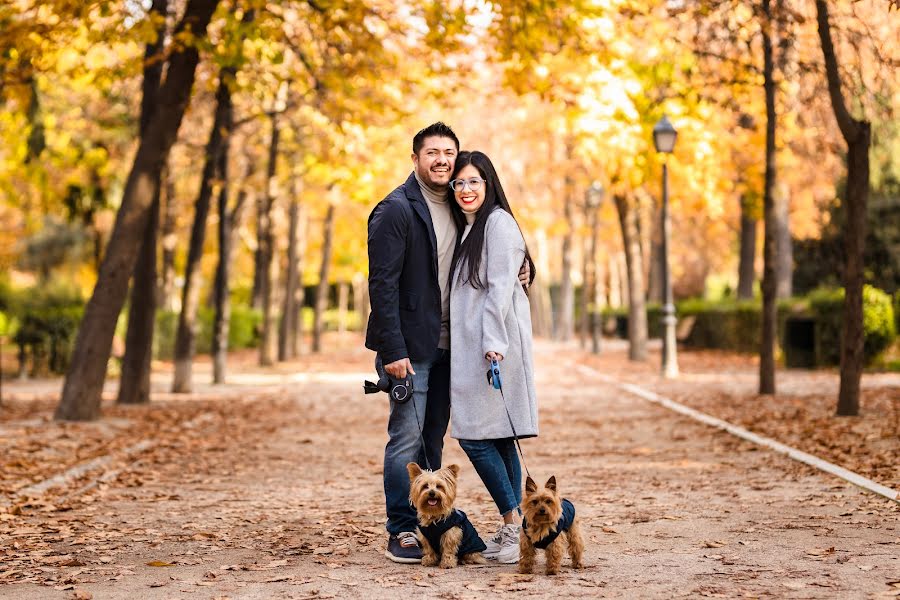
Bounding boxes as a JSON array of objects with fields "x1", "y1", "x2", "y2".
[
  {"x1": 599, "y1": 287, "x2": 897, "y2": 367},
  {"x1": 808, "y1": 285, "x2": 896, "y2": 366},
  {"x1": 154, "y1": 305, "x2": 263, "y2": 360},
  {"x1": 602, "y1": 300, "x2": 768, "y2": 353},
  {"x1": 677, "y1": 299, "x2": 765, "y2": 353}
]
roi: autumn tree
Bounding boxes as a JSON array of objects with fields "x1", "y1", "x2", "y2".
[
  {"x1": 118, "y1": 0, "x2": 170, "y2": 406},
  {"x1": 55, "y1": 0, "x2": 221, "y2": 421},
  {"x1": 814, "y1": 0, "x2": 872, "y2": 415},
  {"x1": 172, "y1": 8, "x2": 254, "y2": 392}
]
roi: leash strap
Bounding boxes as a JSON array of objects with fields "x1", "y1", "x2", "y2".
[
  {"x1": 492, "y1": 363, "x2": 531, "y2": 480},
  {"x1": 411, "y1": 394, "x2": 432, "y2": 471},
  {"x1": 377, "y1": 359, "x2": 431, "y2": 471}
]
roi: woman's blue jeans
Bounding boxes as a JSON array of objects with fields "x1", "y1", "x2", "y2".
[{"x1": 459, "y1": 438, "x2": 522, "y2": 516}]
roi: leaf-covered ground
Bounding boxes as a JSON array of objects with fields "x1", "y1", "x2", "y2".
[{"x1": 1, "y1": 334, "x2": 898, "y2": 599}]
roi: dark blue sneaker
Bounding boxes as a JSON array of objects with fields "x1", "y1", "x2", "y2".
[{"x1": 385, "y1": 531, "x2": 422, "y2": 563}]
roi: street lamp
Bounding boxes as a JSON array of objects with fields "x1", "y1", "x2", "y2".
[
  {"x1": 653, "y1": 115, "x2": 679, "y2": 378},
  {"x1": 585, "y1": 182, "x2": 605, "y2": 354}
]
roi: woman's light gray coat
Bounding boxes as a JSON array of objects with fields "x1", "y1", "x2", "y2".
[{"x1": 449, "y1": 209, "x2": 538, "y2": 441}]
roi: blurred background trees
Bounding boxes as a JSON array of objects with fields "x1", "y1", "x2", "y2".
[{"x1": 0, "y1": 0, "x2": 896, "y2": 419}]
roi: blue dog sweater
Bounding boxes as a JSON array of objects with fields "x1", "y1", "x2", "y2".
[
  {"x1": 522, "y1": 498, "x2": 576, "y2": 549},
  {"x1": 419, "y1": 509, "x2": 487, "y2": 558}
]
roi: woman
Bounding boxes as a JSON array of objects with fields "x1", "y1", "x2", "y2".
[{"x1": 447, "y1": 151, "x2": 537, "y2": 564}]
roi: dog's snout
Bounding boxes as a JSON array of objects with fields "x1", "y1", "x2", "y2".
[{"x1": 428, "y1": 490, "x2": 436, "y2": 498}]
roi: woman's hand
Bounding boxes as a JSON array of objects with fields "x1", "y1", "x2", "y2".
[{"x1": 485, "y1": 351, "x2": 504, "y2": 362}]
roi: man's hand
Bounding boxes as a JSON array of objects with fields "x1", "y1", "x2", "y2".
[
  {"x1": 384, "y1": 357, "x2": 415, "y2": 378},
  {"x1": 518, "y1": 260, "x2": 531, "y2": 291},
  {"x1": 485, "y1": 351, "x2": 504, "y2": 362}
]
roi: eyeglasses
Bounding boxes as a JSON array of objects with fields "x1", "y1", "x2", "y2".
[{"x1": 449, "y1": 177, "x2": 486, "y2": 192}]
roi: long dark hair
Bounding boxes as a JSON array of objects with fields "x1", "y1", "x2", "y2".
[{"x1": 448, "y1": 151, "x2": 535, "y2": 290}]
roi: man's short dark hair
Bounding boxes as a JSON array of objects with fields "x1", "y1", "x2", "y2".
[{"x1": 413, "y1": 122, "x2": 460, "y2": 155}]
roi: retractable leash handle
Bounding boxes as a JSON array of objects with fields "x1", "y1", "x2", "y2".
[
  {"x1": 486, "y1": 357, "x2": 531, "y2": 479},
  {"x1": 487, "y1": 358, "x2": 502, "y2": 389}
]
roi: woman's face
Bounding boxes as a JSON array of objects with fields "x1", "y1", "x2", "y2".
[{"x1": 452, "y1": 164, "x2": 486, "y2": 214}]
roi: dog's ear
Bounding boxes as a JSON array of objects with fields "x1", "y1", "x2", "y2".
[
  {"x1": 407, "y1": 462, "x2": 423, "y2": 481},
  {"x1": 525, "y1": 476, "x2": 537, "y2": 494},
  {"x1": 545, "y1": 476, "x2": 557, "y2": 492},
  {"x1": 445, "y1": 464, "x2": 460, "y2": 478}
]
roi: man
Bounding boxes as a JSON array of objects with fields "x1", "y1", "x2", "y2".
[{"x1": 366, "y1": 123, "x2": 529, "y2": 564}]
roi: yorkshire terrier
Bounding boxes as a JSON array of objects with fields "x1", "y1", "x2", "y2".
[
  {"x1": 519, "y1": 475, "x2": 585, "y2": 575},
  {"x1": 407, "y1": 462, "x2": 487, "y2": 568}
]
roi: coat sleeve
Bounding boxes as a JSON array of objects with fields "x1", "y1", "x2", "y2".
[
  {"x1": 367, "y1": 198, "x2": 409, "y2": 363},
  {"x1": 482, "y1": 211, "x2": 526, "y2": 358}
]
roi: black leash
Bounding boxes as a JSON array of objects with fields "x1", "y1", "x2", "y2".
[
  {"x1": 487, "y1": 359, "x2": 531, "y2": 480},
  {"x1": 412, "y1": 393, "x2": 432, "y2": 471}
]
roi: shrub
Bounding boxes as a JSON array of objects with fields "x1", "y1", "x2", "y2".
[
  {"x1": 894, "y1": 290, "x2": 900, "y2": 334},
  {"x1": 9, "y1": 282, "x2": 85, "y2": 375},
  {"x1": 808, "y1": 286, "x2": 896, "y2": 366}
]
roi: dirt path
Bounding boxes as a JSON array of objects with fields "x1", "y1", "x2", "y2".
[{"x1": 2, "y1": 339, "x2": 899, "y2": 599}]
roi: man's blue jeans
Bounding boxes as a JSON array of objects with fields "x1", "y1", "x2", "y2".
[
  {"x1": 379, "y1": 348, "x2": 450, "y2": 535},
  {"x1": 459, "y1": 438, "x2": 522, "y2": 516}
]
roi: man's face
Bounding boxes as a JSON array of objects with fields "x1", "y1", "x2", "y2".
[{"x1": 412, "y1": 136, "x2": 457, "y2": 191}]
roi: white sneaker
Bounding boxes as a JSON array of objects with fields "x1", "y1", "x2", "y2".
[
  {"x1": 495, "y1": 524, "x2": 521, "y2": 564},
  {"x1": 483, "y1": 524, "x2": 520, "y2": 563},
  {"x1": 482, "y1": 525, "x2": 506, "y2": 557}
]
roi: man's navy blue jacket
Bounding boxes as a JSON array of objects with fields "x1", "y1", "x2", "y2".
[{"x1": 365, "y1": 172, "x2": 444, "y2": 364}]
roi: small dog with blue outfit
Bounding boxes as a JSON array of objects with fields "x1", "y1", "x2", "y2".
[
  {"x1": 519, "y1": 475, "x2": 585, "y2": 575},
  {"x1": 407, "y1": 462, "x2": 487, "y2": 568}
]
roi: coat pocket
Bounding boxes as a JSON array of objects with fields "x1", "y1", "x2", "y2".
[{"x1": 400, "y1": 291, "x2": 418, "y2": 311}]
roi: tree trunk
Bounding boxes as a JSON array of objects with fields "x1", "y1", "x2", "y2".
[
  {"x1": 759, "y1": 0, "x2": 778, "y2": 395},
  {"x1": 211, "y1": 105, "x2": 247, "y2": 385},
  {"x1": 337, "y1": 281, "x2": 350, "y2": 334},
  {"x1": 618, "y1": 252, "x2": 630, "y2": 307},
  {"x1": 775, "y1": 183, "x2": 793, "y2": 298},
  {"x1": 352, "y1": 272, "x2": 368, "y2": 334},
  {"x1": 636, "y1": 193, "x2": 652, "y2": 300},
  {"x1": 158, "y1": 164, "x2": 178, "y2": 310},
  {"x1": 279, "y1": 196, "x2": 303, "y2": 361},
  {"x1": 312, "y1": 203, "x2": 336, "y2": 353},
  {"x1": 172, "y1": 66, "x2": 235, "y2": 393},
  {"x1": 815, "y1": 0, "x2": 870, "y2": 416},
  {"x1": 579, "y1": 222, "x2": 591, "y2": 348},
  {"x1": 55, "y1": 0, "x2": 220, "y2": 421},
  {"x1": 291, "y1": 201, "x2": 308, "y2": 357},
  {"x1": 592, "y1": 255, "x2": 605, "y2": 354},
  {"x1": 586, "y1": 207, "x2": 602, "y2": 354},
  {"x1": 614, "y1": 194, "x2": 648, "y2": 361},
  {"x1": 607, "y1": 253, "x2": 621, "y2": 308},
  {"x1": 251, "y1": 193, "x2": 266, "y2": 311},
  {"x1": 118, "y1": 195, "x2": 159, "y2": 404},
  {"x1": 258, "y1": 113, "x2": 281, "y2": 366},
  {"x1": 556, "y1": 172, "x2": 575, "y2": 341},
  {"x1": 528, "y1": 229, "x2": 553, "y2": 337},
  {"x1": 647, "y1": 201, "x2": 663, "y2": 305},
  {"x1": 117, "y1": 0, "x2": 169, "y2": 406},
  {"x1": 737, "y1": 194, "x2": 757, "y2": 300}
]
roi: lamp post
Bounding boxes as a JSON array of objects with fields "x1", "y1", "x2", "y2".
[
  {"x1": 653, "y1": 115, "x2": 679, "y2": 378},
  {"x1": 585, "y1": 182, "x2": 605, "y2": 354}
]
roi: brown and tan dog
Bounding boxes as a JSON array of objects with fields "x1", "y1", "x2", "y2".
[
  {"x1": 519, "y1": 475, "x2": 584, "y2": 575},
  {"x1": 407, "y1": 463, "x2": 487, "y2": 569}
]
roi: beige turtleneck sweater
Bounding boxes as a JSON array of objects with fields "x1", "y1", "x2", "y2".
[{"x1": 415, "y1": 171, "x2": 455, "y2": 350}]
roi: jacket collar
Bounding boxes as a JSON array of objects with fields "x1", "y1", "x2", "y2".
[{"x1": 403, "y1": 172, "x2": 438, "y2": 257}]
